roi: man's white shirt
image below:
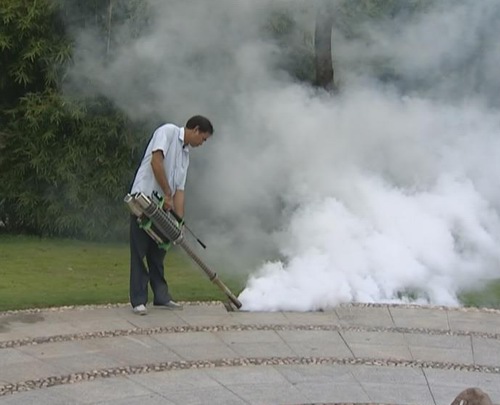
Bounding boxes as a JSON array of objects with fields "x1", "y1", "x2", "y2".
[{"x1": 131, "y1": 124, "x2": 190, "y2": 197}]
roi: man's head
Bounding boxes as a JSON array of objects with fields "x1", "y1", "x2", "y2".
[{"x1": 184, "y1": 115, "x2": 214, "y2": 147}]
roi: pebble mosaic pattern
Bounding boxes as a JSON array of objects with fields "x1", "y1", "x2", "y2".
[
  {"x1": 1, "y1": 301, "x2": 499, "y2": 315},
  {"x1": 1, "y1": 302, "x2": 499, "y2": 400},
  {"x1": 1, "y1": 356, "x2": 499, "y2": 396},
  {"x1": 1, "y1": 323, "x2": 499, "y2": 349}
]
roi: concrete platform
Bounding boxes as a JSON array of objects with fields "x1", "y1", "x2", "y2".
[{"x1": 0, "y1": 303, "x2": 499, "y2": 405}]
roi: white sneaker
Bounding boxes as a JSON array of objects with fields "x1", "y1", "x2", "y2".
[
  {"x1": 154, "y1": 301, "x2": 183, "y2": 310},
  {"x1": 132, "y1": 304, "x2": 147, "y2": 315}
]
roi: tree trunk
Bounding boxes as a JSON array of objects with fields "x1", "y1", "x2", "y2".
[
  {"x1": 314, "y1": 0, "x2": 335, "y2": 90},
  {"x1": 106, "y1": 0, "x2": 113, "y2": 57}
]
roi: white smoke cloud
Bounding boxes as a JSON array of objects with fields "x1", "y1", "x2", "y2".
[
  {"x1": 238, "y1": 86, "x2": 500, "y2": 310},
  {"x1": 65, "y1": 0, "x2": 500, "y2": 310}
]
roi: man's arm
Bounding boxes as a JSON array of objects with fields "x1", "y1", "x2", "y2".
[
  {"x1": 151, "y1": 150, "x2": 173, "y2": 209},
  {"x1": 173, "y1": 190, "x2": 185, "y2": 218}
]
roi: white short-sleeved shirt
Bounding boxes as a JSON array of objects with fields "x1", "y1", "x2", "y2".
[{"x1": 130, "y1": 124, "x2": 190, "y2": 197}]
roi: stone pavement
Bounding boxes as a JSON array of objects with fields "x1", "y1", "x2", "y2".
[{"x1": 0, "y1": 302, "x2": 499, "y2": 405}]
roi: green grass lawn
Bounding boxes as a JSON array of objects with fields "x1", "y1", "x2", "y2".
[
  {"x1": 460, "y1": 281, "x2": 500, "y2": 310},
  {"x1": 0, "y1": 235, "x2": 499, "y2": 311},
  {"x1": 0, "y1": 235, "x2": 245, "y2": 311}
]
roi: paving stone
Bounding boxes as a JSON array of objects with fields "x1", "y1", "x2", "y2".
[
  {"x1": 0, "y1": 354, "x2": 64, "y2": 383},
  {"x1": 152, "y1": 331, "x2": 223, "y2": 347},
  {"x1": 158, "y1": 305, "x2": 230, "y2": 327},
  {"x1": 42, "y1": 352, "x2": 125, "y2": 374},
  {"x1": 1, "y1": 322, "x2": 81, "y2": 341},
  {"x1": 293, "y1": 381, "x2": 370, "y2": 404},
  {"x1": 410, "y1": 346, "x2": 474, "y2": 365},
  {"x1": 340, "y1": 330, "x2": 408, "y2": 346},
  {"x1": 167, "y1": 342, "x2": 239, "y2": 361},
  {"x1": 424, "y1": 368, "x2": 500, "y2": 392},
  {"x1": 409, "y1": 346, "x2": 474, "y2": 364},
  {"x1": 57, "y1": 309, "x2": 134, "y2": 332},
  {"x1": 229, "y1": 311, "x2": 294, "y2": 326},
  {"x1": 0, "y1": 388, "x2": 82, "y2": 404},
  {"x1": 225, "y1": 382, "x2": 309, "y2": 405},
  {"x1": 282, "y1": 311, "x2": 340, "y2": 326},
  {"x1": 405, "y1": 333, "x2": 474, "y2": 364},
  {"x1": 277, "y1": 330, "x2": 345, "y2": 344},
  {"x1": 174, "y1": 303, "x2": 227, "y2": 315},
  {"x1": 216, "y1": 329, "x2": 283, "y2": 344},
  {"x1": 0, "y1": 330, "x2": 27, "y2": 343},
  {"x1": 447, "y1": 310, "x2": 500, "y2": 334},
  {"x1": 173, "y1": 314, "x2": 236, "y2": 327},
  {"x1": 166, "y1": 387, "x2": 249, "y2": 405},
  {"x1": 151, "y1": 330, "x2": 241, "y2": 360},
  {"x1": 349, "y1": 365, "x2": 427, "y2": 385},
  {"x1": 126, "y1": 368, "x2": 222, "y2": 393},
  {"x1": 0, "y1": 347, "x2": 38, "y2": 365},
  {"x1": 404, "y1": 333, "x2": 472, "y2": 349},
  {"x1": 335, "y1": 306, "x2": 394, "y2": 328},
  {"x1": 18, "y1": 340, "x2": 97, "y2": 359},
  {"x1": 49, "y1": 376, "x2": 154, "y2": 404},
  {"x1": 277, "y1": 330, "x2": 354, "y2": 358},
  {"x1": 276, "y1": 364, "x2": 358, "y2": 385},
  {"x1": 348, "y1": 342, "x2": 413, "y2": 360},
  {"x1": 472, "y1": 336, "x2": 500, "y2": 367},
  {"x1": 80, "y1": 335, "x2": 183, "y2": 365},
  {"x1": 204, "y1": 365, "x2": 289, "y2": 386},
  {"x1": 340, "y1": 330, "x2": 413, "y2": 359},
  {"x1": 114, "y1": 311, "x2": 187, "y2": 329},
  {"x1": 216, "y1": 330, "x2": 296, "y2": 359},
  {"x1": 0, "y1": 313, "x2": 45, "y2": 327},
  {"x1": 389, "y1": 307, "x2": 450, "y2": 330},
  {"x1": 72, "y1": 319, "x2": 135, "y2": 332},
  {"x1": 93, "y1": 394, "x2": 175, "y2": 405},
  {"x1": 362, "y1": 382, "x2": 435, "y2": 405},
  {"x1": 226, "y1": 341, "x2": 296, "y2": 357}
]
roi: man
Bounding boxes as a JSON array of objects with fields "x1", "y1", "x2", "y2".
[{"x1": 129, "y1": 115, "x2": 213, "y2": 315}]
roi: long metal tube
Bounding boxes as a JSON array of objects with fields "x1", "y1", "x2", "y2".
[
  {"x1": 125, "y1": 193, "x2": 242, "y2": 309},
  {"x1": 178, "y1": 240, "x2": 241, "y2": 308}
]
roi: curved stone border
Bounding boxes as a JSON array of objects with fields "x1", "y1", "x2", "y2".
[
  {"x1": 0, "y1": 301, "x2": 221, "y2": 316},
  {"x1": 1, "y1": 301, "x2": 499, "y2": 316},
  {"x1": 1, "y1": 356, "x2": 499, "y2": 397},
  {"x1": 1, "y1": 322, "x2": 499, "y2": 349}
]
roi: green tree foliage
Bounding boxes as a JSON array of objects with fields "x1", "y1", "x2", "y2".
[
  {"x1": 334, "y1": 0, "x2": 435, "y2": 84},
  {"x1": 334, "y1": 0, "x2": 434, "y2": 38},
  {"x1": 1, "y1": 91, "x2": 142, "y2": 239},
  {"x1": 0, "y1": 0, "x2": 71, "y2": 110},
  {"x1": 0, "y1": 0, "x2": 146, "y2": 240},
  {"x1": 264, "y1": 5, "x2": 316, "y2": 84},
  {"x1": 60, "y1": 0, "x2": 150, "y2": 58}
]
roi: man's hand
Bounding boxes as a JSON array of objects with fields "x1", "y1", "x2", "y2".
[{"x1": 163, "y1": 195, "x2": 174, "y2": 211}]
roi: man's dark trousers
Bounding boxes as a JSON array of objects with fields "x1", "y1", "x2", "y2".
[{"x1": 129, "y1": 216, "x2": 171, "y2": 307}]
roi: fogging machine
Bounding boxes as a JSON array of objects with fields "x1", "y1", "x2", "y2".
[{"x1": 124, "y1": 192, "x2": 242, "y2": 309}]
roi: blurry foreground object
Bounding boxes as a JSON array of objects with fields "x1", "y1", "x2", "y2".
[{"x1": 451, "y1": 387, "x2": 494, "y2": 405}]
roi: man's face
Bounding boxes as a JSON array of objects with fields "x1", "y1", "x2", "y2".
[{"x1": 190, "y1": 127, "x2": 211, "y2": 147}]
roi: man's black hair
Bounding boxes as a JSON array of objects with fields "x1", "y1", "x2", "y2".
[{"x1": 186, "y1": 115, "x2": 214, "y2": 135}]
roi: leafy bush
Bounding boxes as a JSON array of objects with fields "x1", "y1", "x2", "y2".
[
  {"x1": 0, "y1": 0, "x2": 148, "y2": 241},
  {"x1": 0, "y1": 91, "x2": 144, "y2": 240}
]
